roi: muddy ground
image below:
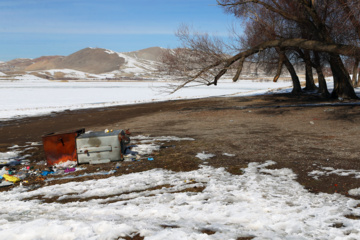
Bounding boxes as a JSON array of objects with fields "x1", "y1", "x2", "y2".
[{"x1": 1, "y1": 93, "x2": 360, "y2": 202}]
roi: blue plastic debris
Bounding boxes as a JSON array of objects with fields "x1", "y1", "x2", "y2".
[
  {"x1": 41, "y1": 170, "x2": 54, "y2": 176},
  {"x1": 148, "y1": 157, "x2": 154, "y2": 161}
]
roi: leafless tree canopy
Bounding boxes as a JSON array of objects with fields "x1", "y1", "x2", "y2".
[{"x1": 161, "y1": 0, "x2": 360, "y2": 99}]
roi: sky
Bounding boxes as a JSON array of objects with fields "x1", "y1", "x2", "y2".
[{"x1": 0, "y1": 0, "x2": 237, "y2": 61}]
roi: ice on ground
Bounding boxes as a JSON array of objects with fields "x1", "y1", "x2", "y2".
[{"x1": 0, "y1": 161, "x2": 359, "y2": 239}]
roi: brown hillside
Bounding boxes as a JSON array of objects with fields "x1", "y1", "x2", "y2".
[
  {"x1": 17, "y1": 48, "x2": 126, "y2": 74},
  {"x1": 25, "y1": 56, "x2": 64, "y2": 71},
  {"x1": 0, "y1": 58, "x2": 33, "y2": 72},
  {"x1": 57, "y1": 48, "x2": 125, "y2": 74},
  {"x1": 125, "y1": 47, "x2": 166, "y2": 62}
]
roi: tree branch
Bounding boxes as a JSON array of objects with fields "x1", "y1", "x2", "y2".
[
  {"x1": 217, "y1": 0, "x2": 306, "y2": 24},
  {"x1": 215, "y1": 38, "x2": 360, "y2": 84}
]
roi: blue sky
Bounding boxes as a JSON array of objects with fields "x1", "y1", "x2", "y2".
[{"x1": 0, "y1": 0, "x2": 237, "y2": 61}]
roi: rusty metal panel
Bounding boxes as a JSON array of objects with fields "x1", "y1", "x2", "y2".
[
  {"x1": 76, "y1": 129, "x2": 127, "y2": 164},
  {"x1": 42, "y1": 129, "x2": 85, "y2": 166}
]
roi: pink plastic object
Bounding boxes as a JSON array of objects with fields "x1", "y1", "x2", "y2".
[{"x1": 64, "y1": 168, "x2": 76, "y2": 173}]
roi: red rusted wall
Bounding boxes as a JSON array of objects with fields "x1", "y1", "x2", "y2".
[{"x1": 42, "y1": 129, "x2": 84, "y2": 166}]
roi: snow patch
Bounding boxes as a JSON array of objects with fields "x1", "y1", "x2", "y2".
[
  {"x1": 349, "y1": 188, "x2": 360, "y2": 196},
  {"x1": 41, "y1": 69, "x2": 104, "y2": 79},
  {"x1": 14, "y1": 74, "x2": 47, "y2": 82},
  {"x1": 223, "y1": 153, "x2": 236, "y2": 157},
  {"x1": 196, "y1": 151, "x2": 215, "y2": 160},
  {"x1": 309, "y1": 167, "x2": 360, "y2": 179}
]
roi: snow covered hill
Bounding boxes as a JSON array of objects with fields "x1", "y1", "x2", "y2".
[{"x1": 0, "y1": 47, "x2": 167, "y2": 80}]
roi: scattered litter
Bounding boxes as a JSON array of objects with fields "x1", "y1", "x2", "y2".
[
  {"x1": 41, "y1": 171, "x2": 54, "y2": 177},
  {"x1": 16, "y1": 171, "x2": 28, "y2": 180},
  {"x1": 3, "y1": 174, "x2": 21, "y2": 183},
  {"x1": 0, "y1": 160, "x2": 22, "y2": 167},
  {"x1": 64, "y1": 168, "x2": 76, "y2": 173},
  {"x1": 310, "y1": 121, "x2": 315, "y2": 125},
  {"x1": 0, "y1": 135, "x2": 195, "y2": 187},
  {"x1": 54, "y1": 161, "x2": 77, "y2": 169}
]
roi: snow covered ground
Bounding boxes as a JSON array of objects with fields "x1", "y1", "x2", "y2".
[
  {"x1": 2, "y1": 77, "x2": 360, "y2": 239},
  {"x1": 0, "y1": 76, "x2": 293, "y2": 120},
  {"x1": 0, "y1": 136, "x2": 360, "y2": 239}
]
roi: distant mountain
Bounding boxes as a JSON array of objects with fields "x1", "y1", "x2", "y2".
[
  {"x1": 0, "y1": 47, "x2": 167, "y2": 75},
  {"x1": 0, "y1": 58, "x2": 36, "y2": 72},
  {"x1": 0, "y1": 47, "x2": 302, "y2": 81}
]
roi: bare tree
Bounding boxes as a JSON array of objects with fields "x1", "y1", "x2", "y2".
[
  {"x1": 218, "y1": 0, "x2": 358, "y2": 98},
  {"x1": 161, "y1": 0, "x2": 360, "y2": 99}
]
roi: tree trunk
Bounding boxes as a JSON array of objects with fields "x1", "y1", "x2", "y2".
[
  {"x1": 281, "y1": 52, "x2": 302, "y2": 94},
  {"x1": 314, "y1": 52, "x2": 330, "y2": 97},
  {"x1": 352, "y1": 58, "x2": 359, "y2": 86},
  {"x1": 303, "y1": 50, "x2": 318, "y2": 91},
  {"x1": 329, "y1": 54, "x2": 358, "y2": 99}
]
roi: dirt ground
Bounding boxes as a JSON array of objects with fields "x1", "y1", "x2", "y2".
[{"x1": 1, "y1": 93, "x2": 360, "y2": 204}]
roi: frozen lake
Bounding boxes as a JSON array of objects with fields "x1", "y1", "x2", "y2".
[{"x1": 0, "y1": 78, "x2": 293, "y2": 120}]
